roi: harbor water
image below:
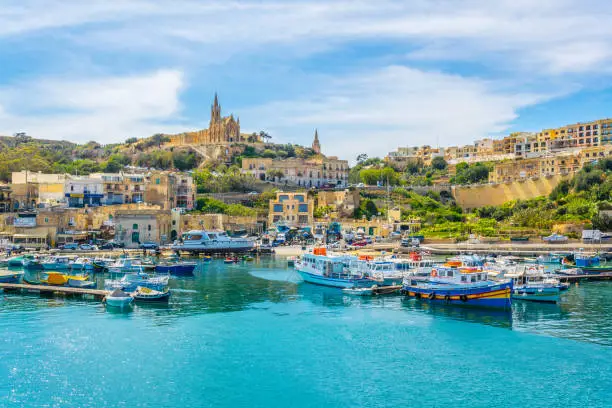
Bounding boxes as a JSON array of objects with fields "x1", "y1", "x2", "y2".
[{"x1": 1, "y1": 258, "x2": 611, "y2": 407}]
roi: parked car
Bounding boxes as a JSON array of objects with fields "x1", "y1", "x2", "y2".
[
  {"x1": 60, "y1": 243, "x2": 79, "y2": 250},
  {"x1": 79, "y1": 244, "x2": 98, "y2": 251},
  {"x1": 100, "y1": 240, "x2": 124, "y2": 250},
  {"x1": 139, "y1": 242, "x2": 159, "y2": 250}
]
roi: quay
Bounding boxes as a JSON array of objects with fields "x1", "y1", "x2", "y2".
[
  {"x1": 557, "y1": 273, "x2": 612, "y2": 282},
  {"x1": 0, "y1": 283, "x2": 107, "y2": 299}
]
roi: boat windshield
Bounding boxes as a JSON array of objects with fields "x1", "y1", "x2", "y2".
[{"x1": 186, "y1": 234, "x2": 205, "y2": 241}]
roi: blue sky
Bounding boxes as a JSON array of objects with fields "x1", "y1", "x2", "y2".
[{"x1": 1, "y1": 0, "x2": 612, "y2": 162}]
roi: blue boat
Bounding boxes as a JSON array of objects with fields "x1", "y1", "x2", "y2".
[
  {"x1": 295, "y1": 250, "x2": 371, "y2": 289},
  {"x1": 574, "y1": 253, "x2": 600, "y2": 268},
  {"x1": 402, "y1": 263, "x2": 512, "y2": 309},
  {"x1": 505, "y1": 266, "x2": 562, "y2": 303},
  {"x1": 155, "y1": 262, "x2": 196, "y2": 276},
  {"x1": 0, "y1": 271, "x2": 24, "y2": 283}
]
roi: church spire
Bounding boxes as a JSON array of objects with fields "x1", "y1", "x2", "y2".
[
  {"x1": 211, "y1": 92, "x2": 221, "y2": 124},
  {"x1": 312, "y1": 129, "x2": 321, "y2": 154}
]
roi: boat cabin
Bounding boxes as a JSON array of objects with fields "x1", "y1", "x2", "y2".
[{"x1": 430, "y1": 266, "x2": 489, "y2": 285}]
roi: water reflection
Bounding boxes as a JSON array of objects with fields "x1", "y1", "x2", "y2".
[{"x1": 2, "y1": 260, "x2": 612, "y2": 345}]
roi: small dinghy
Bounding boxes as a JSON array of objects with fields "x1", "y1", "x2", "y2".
[
  {"x1": 133, "y1": 286, "x2": 170, "y2": 303},
  {"x1": 224, "y1": 257, "x2": 238, "y2": 264},
  {"x1": 105, "y1": 289, "x2": 133, "y2": 308}
]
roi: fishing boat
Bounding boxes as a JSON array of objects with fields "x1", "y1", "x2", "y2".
[
  {"x1": 504, "y1": 266, "x2": 562, "y2": 303},
  {"x1": 294, "y1": 248, "x2": 369, "y2": 289},
  {"x1": 22, "y1": 254, "x2": 43, "y2": 270},
  {"x1": 7, "y1": 255, "x2": 25, "y2": 268},
  {"x1": 0, "y1": 270, "x2": 24, "y2": 283},
  {"x1": 92, "y1": 257, "x2": 115, "y2": 270},
  {"x1": 579, "y1": 264, "x2": 612, "y2": 273},
  {"x1": 155, "y1": 260, "x2": 196, "y2": 276},
  {"x1": 104, "y1": 272, "x2": 170, "y2": 292},
  {"x1": 132, "y1": 286, "x2": 171, "y2": 303},
  {"x1": 537, "y1": 253, "x2": 563, "y2": 264},
  {"x1": 105, "y1": 289, "x2": 133, "y2": 308},
  {"x1": 41, "y1": 256, "x2": 72, "y2": 270},
  {"x1": 348, "y1": 258, "x2": 404, "y2": 285},
  {"x1": 40, "y1": 271, "x2": 70, "y2": 286},
  {"x1": 171, "y1": 230, "x2": 254, "y2": 254},
  {"x1": 70, "y1": 257, "x2": 94, "y2": 272},
  {"x1": 66, "y1": 274, "x2": 96, "y2": 288},
  {"x1": 107, "y1": 258, "x2": 150, "y2": 274},
  {"x1": 402, "y1": 264, "x2": 513, "y2": 309},
  {"x1": 574, "y1": 252, "x2": 600, "y2": 268}
]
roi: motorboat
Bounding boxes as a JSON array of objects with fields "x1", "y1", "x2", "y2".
[
  {"x1": 543, "y1": 233, "x2": 568, "y2": 243},
  {"x1": 294, "y1": 248, "x2": 369, "y2": 289},
  {"x1": 70, "y1": 257, "x2": 94, "y2": 272},
  {"x1": 41, "y1": 256, "x2": 72, "y2": 270},
  {"x1": 67, "y1": 274, "x2": 96, "y2": 288},
  {"x1": 132, "y1": 286, "x2": 171, "y2": 303},
  {"x1": 7, "y1": 255, "x2": 25, "y2": 268},
  {"x1": 537, "y1": 253, "x2": 563, "y2": 264},
  {"x1": 155, "y1": 259, "x2": 196, "y2": 276},
  {"x1": 107, "y1": 258, "x2": 149, "y2": 274},
  {"x1": 92, "y1": 257, "x2": 115, "y2": 270},
  {"x1": 171, "y1": 230, "x2": 254, "y2": 254},
  {"x1": 104, "y1": 272, "x2": 170, "y2": 292},
  {"x1": 0, "y1": 270, "x2": 24, "y2": 283},
  {"x1": 22, "y1": 255, "x2": 43, "y2": 270},
  {"x1": 504, "y1": 266, "x2": 563, "y2": 303},
  {"x1": 402, "y1": 265, "x2": 513, "y2": 309},
  {"x1": 105, "y1": 289, "x2": 133, "y2": 308},
  {"x1": 40, "y1": 272, "x2": 70, "y2": 286}
]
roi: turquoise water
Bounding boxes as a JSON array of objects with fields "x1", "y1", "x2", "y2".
[{"x1": 1, "y1": 259, "x2": 611, "y2": 407}]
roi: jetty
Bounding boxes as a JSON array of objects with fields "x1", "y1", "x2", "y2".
[
  {"x1": 0, "y1": 283, "x2": 107, "y2": 299},
  {"x1": 556, "y1": 273, "x2": 612, "y2": 282}
]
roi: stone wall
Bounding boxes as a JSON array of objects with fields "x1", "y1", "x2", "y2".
[{"x1": 452, "y1": 175, "x2": 571, "y2": 209}]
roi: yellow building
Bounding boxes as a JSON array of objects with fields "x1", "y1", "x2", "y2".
[
  {"x1": 268, "y1": 192, "x2": 314, "y2": 227},
  {"x1": 316, "y1": 190, "x2": 359, "y2": 217}
]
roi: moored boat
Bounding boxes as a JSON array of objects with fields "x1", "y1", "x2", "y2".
[
  {"x1": 105, "y1": 289, "x2": 133, "y2": 308},
  {"x1": 70, "y1": 257, "x2": 94, "y2": 272},
  {"x1": 41, "y1": 256, "x2": 72, "y2": 270},
  {"x1": 0, "y1": 270, "x2": 24, "y2": 283},
  {"x1": 402, "y1": 265, "x2": 512, "y2": 309},
  {"x1": 132, "y1": 286, "x2": 171, "y2": 303},
  {"x1": 171, "y1": 230, "x2": 254, "y2": 254},
  {"x1": 294, "y1": 249, "x2": 369, "y2": 289},
  {"x1": 67, "y1": 274, "x2": 96, "y2": 288},
  {"x1": 7, "y1": 255, "x2": 25, "y2": 268},
  {"x1": 155, "y1": 260, "x2": 196, "y2": 276},
  {"x1": 40, "y1": 271, "x2": 70, "y2": 286},
  {"x1": 104, "y1": 272, "x2": 169, "y2": 292},
  {"x1": 504, "y1": 266, "x2": 562, "y2": 303}
]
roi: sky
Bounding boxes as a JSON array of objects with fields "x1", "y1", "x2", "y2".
[{"x1": 1, "y1": 0, "x2": 612, "y2": 162}]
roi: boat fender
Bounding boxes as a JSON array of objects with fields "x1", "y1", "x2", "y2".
[
  {"x1": 444, "y1": 294, "x2": 451, "y2": 303},
  {"x1": 431, "y1": 269, "x2": 438, "y2": 277},
  {"x1": 460, "y1": 294, "x2": 468, "y2": 302},
  {"x1": 414, "y1": 292, "x2": 421, "y2": 299},
  {"x1": 428, "y1": 292, "x2": 436, "y2": 300}
]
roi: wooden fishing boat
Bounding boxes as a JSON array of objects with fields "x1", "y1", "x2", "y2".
[
  {"x1": 132, "y1": 286, "x2": 171, "y2": 303},
  {"x1": 105, "y1": 289, "x2": 133, "y2": 308}
]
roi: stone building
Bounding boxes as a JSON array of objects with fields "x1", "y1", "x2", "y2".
[
  {"x1": 114, "y1": 209, "x2": 172, "y2": 248},
  {"x1": 268, "y1": 192, "x2": 314, "y2": 227},
  {"x1": 316, "y1": 190, "x2": 360, "y2": 217}
]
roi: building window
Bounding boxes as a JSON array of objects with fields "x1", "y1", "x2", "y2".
[
  {"x1": 298, "y1": 204, "x2": 308, "y2": 213},
  {"x1": 44, "y1": 217, "x2": 49, "y2": 223},
  {"x1": 156, "y1": 178, "x2": 161, "y2": 185},
  {"x1": 273, "y1": 204, "x2": 283, "y2": 212},
  {"x1": 132, "y1": 223, "x2": 138, "y2": 230},
  {"x1": 148, "y1": 224, "x2": 151, "y2": 231}
]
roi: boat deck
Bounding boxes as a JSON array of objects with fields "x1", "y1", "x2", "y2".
[{"x1": 0, "y1": 283, "x2": 107, "y2": 299}]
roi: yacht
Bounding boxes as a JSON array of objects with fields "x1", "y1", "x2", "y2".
[{"x1": 171, "y1": 230, "x2": 254, "y2": 254}]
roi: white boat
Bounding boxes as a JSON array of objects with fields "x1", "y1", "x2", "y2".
[
  {"x1": 41, "y1": 256, "x2": 72, "y2": 270},
  {"x1": 104, "y1": 272, "x2": 170, "y2": 292},
  {"x1": 294, "y1": 249, "x2": 370, "y2": 289},
  {"x1": 67, "y1": 274, "x2": 96, "y2": 288},
  {"x1": 171, "y1": 230, "x2": 254, "y2": 254},
  {"x1": 348, "y1": 258, "x2": 404, "y2": 285},
  {"x1": 105, "y1": 289, "x2": 133, "y2": 308},
  {"x1": 503, "y1": 265, "x2": 562, "y2": 303},
  {"x1": 70, "y1": 257, "x2": 94, "y2": 271},
  {"x1": 107, "y1": 258, "x2": 148, "y2": 274},
  {"x1": 342, "y1": 287, "x2": 374, "y2": 296}
]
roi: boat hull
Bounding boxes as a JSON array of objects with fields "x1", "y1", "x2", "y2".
[
  {"x1": 105, "y1": 297, "x2": 133, "y2": 308},
  {"x1": 155, "y1": 264, "x2": 196, "y2": 276},
  {"x1": 511, "y1": 286, "x2": 560, "y2": 303},
  {"x1": 402, "y1": 281, "x2": 512, "y2": 309},
  {"x1": 0, "y1": 272, "x2": 23, "y2": 283},
  {"x1": 297, "y1": 270, "x2": 372, "y2": 289},
  {"x1": 41, "y1": 264, "x2": 71, "y2": 271},
  {"x1": 133, "y1": 292, "x2": 171, "y2": 303}
]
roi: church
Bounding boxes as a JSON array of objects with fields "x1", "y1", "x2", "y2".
[{"x1": 167, "y1": 94, "x2": 243, "y2": 145}]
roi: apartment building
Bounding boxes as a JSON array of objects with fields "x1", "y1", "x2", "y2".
[
  {"x1": 268, "y1": 192, "x2": 314, "y2": 227},
  {"x1": 242, "y1": 156, "x2": 349, "y2": 188}
]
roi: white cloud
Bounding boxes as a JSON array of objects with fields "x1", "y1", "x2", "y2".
[
  {"x1": 242, "y1": 66, "x2": 549, "y2": 162},
  {"x1": 2, "y1": 0, "x2": 612, "y2": 75},
  {"x1": 0, "y1": 70, "x2": 188, "y2": 142}
]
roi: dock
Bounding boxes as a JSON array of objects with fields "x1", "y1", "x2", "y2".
[
  {"x1": 0, "y1": 283, "x2": 107, "y2": 299},
  {"x1": 556, "y1": 273, "x2": 612, "y2": 282}
]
